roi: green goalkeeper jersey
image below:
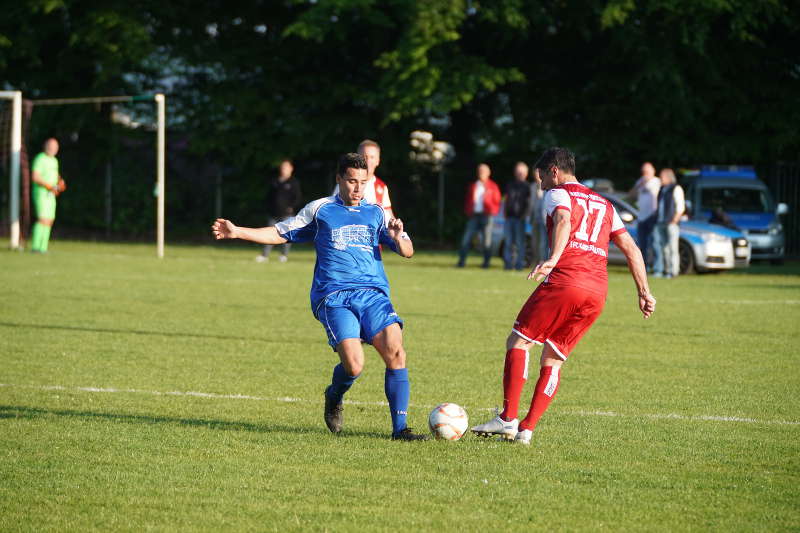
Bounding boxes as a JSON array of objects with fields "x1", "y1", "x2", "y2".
[{"x1": 32, "y1": 152, "x2": 59, "y2": 191}]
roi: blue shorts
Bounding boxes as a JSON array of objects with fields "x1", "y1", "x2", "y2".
[{"x1": 315, "y1": 289, "x2": 403, "y2": 349}]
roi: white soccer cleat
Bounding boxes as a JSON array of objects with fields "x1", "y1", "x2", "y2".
[
  {"x1": 255, "y1": 255, "x2": 268, "y2": 263},
  {"x1": 514, "y1": 429, "x2": 532, "y2": 445},
  {"x1": 278, "y1": 255, "x2": 288, "y2": 263},
  {"x1": 471, "y1": 415, "x2": 518, "y2": 440}
]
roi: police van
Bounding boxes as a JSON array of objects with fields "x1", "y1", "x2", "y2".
[{"x1": 681, "y1": 166, "x2": 789, "y2": 263}]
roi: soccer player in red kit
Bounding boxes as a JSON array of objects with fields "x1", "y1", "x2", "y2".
[{"x1": 472, "y1": 147, "x2": 657, "y2": 445}]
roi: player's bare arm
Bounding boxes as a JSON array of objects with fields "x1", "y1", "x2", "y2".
[
  {"x1": 211, "y1": 218, "x2": 288, "y2": 245},
  {"x1": 387, "y1": 218, "x2": 413, "y2": 258},
  {"x1": 612, "y1": 231, "x2": 656, "y2": 318},
  {"x1": 529, "y1": 208, "x2": 571, "y2": 282}
]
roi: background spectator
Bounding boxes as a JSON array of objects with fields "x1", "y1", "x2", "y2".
[
  {"x1": 529, "y1": 169, "x2": 548, "y2": 266},
  {"x1": 30, "y1": 138, "x2": 66, "y2": 253},
  {"x1": 503, "y1": 162, "x2": 532, "y2": 270},
  {"x1": 256, "y1": 159, "x2": 302, "y2": 263},
  {"x1": 457, "y1": 163, "x2": 501, "y2": 268},
  {"x1": 628, "y1": 162, "x2": 661, "y2": 269},
  {"x1": 652, "y1": 168, "x2": 685, "y2": 278}
]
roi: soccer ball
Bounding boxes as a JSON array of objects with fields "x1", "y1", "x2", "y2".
[{"x1": 428, "y1": 403, "x2": 469, "y2": 441}]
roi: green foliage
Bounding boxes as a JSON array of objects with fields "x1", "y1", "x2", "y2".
[
  {"x1": 1, "y1": 0, "x2": 798, "y2": 239},
  {"x1": 2, "y1": 243, "x2": 800, "y2": 530}
]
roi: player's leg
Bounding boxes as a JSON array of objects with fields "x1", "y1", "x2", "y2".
[
  {"x1": 514, "y1": 344, "x2": 563, "y2": 445},
  {"x1": 358, "y1": 290, "x2": 426, "y2": 441},
  {"x1": 515, "y1": 288, "x2": 604, "y2": 445},
  {"x1": 372, "y1": 324, "x2": 426, "y2": 441},
  {"x1": 318, "y1": 295, "x2": 364, "y2": 433},
  {"x1": 471, "y1": 331, "x2": 530, "y2": 439},
  {"x1": 323, "y1": 338, "x2": 363, "y2": 434},
  {"x1": 372, "y1": 323, "x2": 408, "y2": 432},
  {"x1": 32, "y1": 217, "x2": 54, "y2": 253},
  {"x1": 31, "y1": 189, "x2": 55, "y2": 253}
]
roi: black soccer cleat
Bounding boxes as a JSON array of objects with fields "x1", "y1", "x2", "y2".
[
  {"x1": 391, "y1": 427, "x2": 430, "y2": 441},
  {"x1": 323, "y1": 388, "x2": 344, "y2": 434}
]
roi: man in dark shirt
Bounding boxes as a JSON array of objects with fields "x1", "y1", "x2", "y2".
[
  {"x1": 256, "y1": 159, "x2": 303, "y2": 263},
  {"x1": 503, "y1": 162, "x2": 532, "y2": 270}
]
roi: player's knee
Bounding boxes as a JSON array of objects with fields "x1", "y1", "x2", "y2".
[
  {"x1": 506, "y1": 332, "x2": 531, "y2": 351},
  {"x1": 383, "y1": 345, "x2": 406, "y2": 369},
  {"x1": 345, "y1": 360, "x2": 365, "y2": 376}
]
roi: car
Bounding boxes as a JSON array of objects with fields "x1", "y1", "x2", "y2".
[
  {"x1": 598, "y1": 191, "x2": 751, "y2": 274},
  {"x1": 680, "y1": 166, "x2": 789, "y2": 263}
]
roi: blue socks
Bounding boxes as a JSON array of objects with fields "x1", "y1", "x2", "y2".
[
  {"x1": 326, "y1": 364, "x2": 410, "y2": 435},
  {"x1": 384, "y1": 368, "x2": 410, "y2": 435},
  {"x1": 325, "y1": 363, "x2": 359, "y2": 403}
]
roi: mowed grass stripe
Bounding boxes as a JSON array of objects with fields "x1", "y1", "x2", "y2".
[{"x1": 2, "y1": 382, "x2": 799, "y2": 426}]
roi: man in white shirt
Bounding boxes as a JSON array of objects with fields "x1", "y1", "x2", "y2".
[{"x1": 628, "y1": 162, "x2": 661, "y2": 269}]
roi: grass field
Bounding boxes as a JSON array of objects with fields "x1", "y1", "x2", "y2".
[{"x1": 2, "y1": 241, "x2": 799, "y2": 531}]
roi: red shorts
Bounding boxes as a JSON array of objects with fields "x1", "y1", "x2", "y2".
[{"x1": 512, "y1": 283, "x2": 605, "y2": 360}]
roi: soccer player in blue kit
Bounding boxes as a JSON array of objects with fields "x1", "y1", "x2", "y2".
[{"x1": 211, "y1": 153, "x2": 428, "y2": 441}]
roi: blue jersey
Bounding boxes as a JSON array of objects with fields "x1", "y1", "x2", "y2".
[{"x1": 275, "y1": 195, "x2": 406, "y2": 314}]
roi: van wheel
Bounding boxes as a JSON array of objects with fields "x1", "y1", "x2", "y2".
[
  {"x1": 679, "y1": 240, "x2": 695, "y2": 274},
  {"x1": 770, "y1": 258, "x2": 784, "y2": 266}
]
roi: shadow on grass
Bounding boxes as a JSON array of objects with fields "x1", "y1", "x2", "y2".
[
  {"x1": 0, "y1": 404, "x2": 389, "y2": 440},
  {"x1": 727, "y1": 260, "x2": 800, "y2": 276},
  {"x1": 0, "y1": 321, "x2": 317, "y2": 345}
]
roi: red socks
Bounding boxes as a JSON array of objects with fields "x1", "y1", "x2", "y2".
[
  {"x1": 519, "y1": 365, "x2": 560, "y2": 431},
  {"x1": 500, "y1": 348, "x2": 529, "y2": 421}
]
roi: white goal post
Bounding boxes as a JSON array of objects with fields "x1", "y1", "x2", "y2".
[
  {"x1": 0, "y1": 91, "x2": 22, "y2": 250},
  {"x1": 2, "y1": 92, "x2": 167, "y2": 258}
]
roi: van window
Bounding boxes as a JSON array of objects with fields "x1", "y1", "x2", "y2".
[{"x1": 700, "y1": 187, "x2": 772, "y2": 213}]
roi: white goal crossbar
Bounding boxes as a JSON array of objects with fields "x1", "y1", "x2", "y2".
[{"x1": 2, "y1": 92, "x2": 166, "y2": 258}]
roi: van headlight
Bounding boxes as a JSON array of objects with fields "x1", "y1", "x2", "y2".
[{"x1": 768, "y1": 223, "x2": 783, "y2": 236}]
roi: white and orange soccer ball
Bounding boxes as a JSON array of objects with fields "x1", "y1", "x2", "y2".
[{"x1": 428, "y1": 403, "x2": 469, "y2": 441}]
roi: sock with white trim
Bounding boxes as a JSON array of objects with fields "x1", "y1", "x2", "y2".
[
  {"x1": 519, "y1": 365, "x2": 560, "y2": 431},
  {"x1": 500, "y1": 348, "x2": 528, "y2": 421}
]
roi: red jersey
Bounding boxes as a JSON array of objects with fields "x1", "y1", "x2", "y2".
[{"x1": 543, "y1": 182, "x2": 626, "y2": 295}]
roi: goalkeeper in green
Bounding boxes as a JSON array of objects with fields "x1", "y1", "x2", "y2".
[{"x1": 30, "y1": 138, "x2": 66, "y2": 253}]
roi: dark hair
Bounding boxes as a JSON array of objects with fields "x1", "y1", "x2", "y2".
[
  {"x1": 535, "y1": 147, "x2": 575, "y2": 175},
  {"x1": 336, "y1": 152, "x2": 367, "y2": 177}
]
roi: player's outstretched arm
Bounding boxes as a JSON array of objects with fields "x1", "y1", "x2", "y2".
[
  {"x1": 612, "y1": 231, "x2": 656, "y2": 318},
  {"x1": 211, "y1": 218, "x2": 288, "y2": 245},
  {"x1": 387, "y1": 218, "x2": 413, "y2": 258}
]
